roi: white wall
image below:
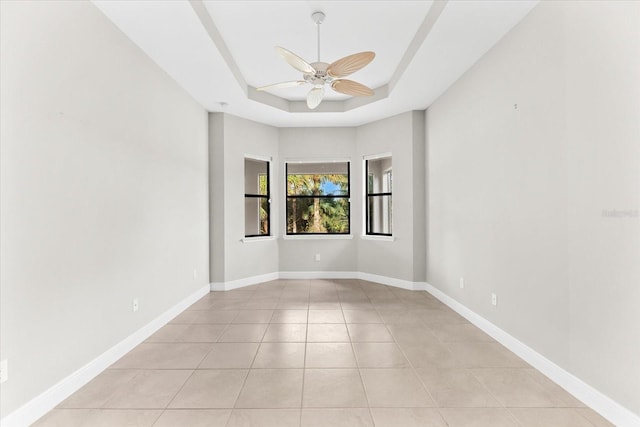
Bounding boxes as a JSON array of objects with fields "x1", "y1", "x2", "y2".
[
  {"x1": 427, "y1": 0, "x2": 639, "y2": 417},
  {"x1": 564, "y1": 1, "x2": 640, "y2": 416},
  {"x1": 209, "y1": 113, "x2": 280, "y2": 283},
  {"x1": 0, "y1": 1, "x2": 209, "y2": 418}
]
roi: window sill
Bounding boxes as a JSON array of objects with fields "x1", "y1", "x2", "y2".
[
  {"x1": 241, "y1": 236, "x2": 276, "y2": 243},
  {"x1": 282, "y1": 234, "x2": 354, "y2": 241},
  {"x1": 360, "y1": 235, "x2": 395, "y2": 242}
]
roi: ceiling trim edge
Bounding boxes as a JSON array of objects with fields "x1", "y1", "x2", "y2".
[{"x1": 189, "y1": 0, "x2": 443, "y2": 114}]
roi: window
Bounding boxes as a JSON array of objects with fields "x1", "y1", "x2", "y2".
[
  {"x1": 286, "y1": 161, "x2": 350, "y2": 235},
  {"x1": 244, "y1": 157, "x2": 270, "y2": 237},
  {"x1": 366, "y1": 156, "x2": 392, "y2": 236}
]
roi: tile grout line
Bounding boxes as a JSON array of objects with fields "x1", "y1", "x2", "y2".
[{"x1": 343, "y1": 280, "x2": 376, "y2": 426}]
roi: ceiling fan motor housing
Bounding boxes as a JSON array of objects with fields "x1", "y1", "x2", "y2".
[{"x1": 304, "y1": 62, "x2": 333, "y2": 87}]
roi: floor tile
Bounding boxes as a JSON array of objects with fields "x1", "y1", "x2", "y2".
[
  {"x1": 103, "y1": 370, "x2": 192, "y2": 408},
  {"x1": 146, "y1": 324, "x2": 189, "y2": 343},
  {"x1": 276, "y1": 299, "x2": 309, "y2": 309},
  {"x1": 398, "y1": 342, "x2": 460, "y2": 368},
  {"x1": 386, "y1": 324, "x2": 441, "y2": 345},
  {"x1": 343, "y1": 310, "x2": 383, "y2": 323},
  {"x1": 262, "y1": 323, "x2": 307, "y2": 342},
  {"x1": 448, "y1": 343, "x2": 527, "y2": 368},
  {"x1": 347, "y1": 324, "x2": 394, "y2": 342},
  {"x1": 352, "y1": 342, "x2": 410, "y2": 368},
  {"x1": 360, "y1": 369, "x2": 435, "y2": 407},
  {"x1": 198, "y1": 343, "x2": 259, "y2": 369},
  {"x1": 232, "y1": 310, "x2": 274, "y2": 324},
  {"x1": 78, "y1": 409, "x2": 162, "y2": 427},
  {"x1": 308, "y1": 309, "x2": 345, "y2": 323},
  {"x1": 252, "y1": 343, "x2": 306, "y2": 368},
  {"x1": 270, "y1": 309, "x2": 308, "y2": 323},
  {"x1": 308, "y1": 301, "x2": 342, "y2": 310},
  {"x1": 235, "y1": 369, "x2": 303, "y2": 408},
  {"x1": 209, "y1": 300, "x2": 248, "y2": 311},
  {"x1": 153, "y1": 409, "x2": 230, "y2": 426},
  {"x1": 59, "y1": 369, "x2": 138, "y2": 408},
  {"x1": 303, "y1": 369, "x2": 367, "y2": 407},
  {"x1": 109, "y1": 343, "x2": 211, "y2": 369},
  {"x1": 243, "y1": 298, "x2": 279, "y2": 310},
  {"x1": 226, "y1": 409, "x2": 300, "y2": 426},
  {"x1": 417, "y1": 308, "x2": 469, "y2": 325},
  {"x1": 31, "y1": 409, "x2": 92, "y2": 427},
  {"x1": 302, "y1": 408, "x2": 374, "y2": 427},
  {"x1": 378, "y1": 310, "x2": 424, "y2": 324},
  {"x1": 187, "y1": 297, "x2": 216, "y2": 310},
  {"x1": 526, "y1": 368, "x2": 585, "y2": 407},
  {"x1": 415, "y1": 367, "x2": 500, "y2": 407},
  {"x1": 428, "y1": 323, "x2": 494, "y2": 342},
  {"x1": 509, "y1": 408, "x2": 597, "y2": 427},
  {"x1": 305, "y1": 343, "x2": 357, "y2": 368},
  {"x1": 340, "y1": 301, "x2": 375, "y2": 310},
  {"x1": 169, "y1": 370, "x2": 247, "y2": 408},
  {"x1": 370, "y1": 408, "x2": 447, "y2": 427},
  {"x1": 471, "y1": 368, "x2": 564, "y2": 407},
  {"x1": 439, "y1": 408, "x2": 520, "y2": 427},
  {"x1": 307, "y1": 324, "x2": 350, "y2": 342},
  {"x1": 193, "y1": 310, "x2": 239, "y2": 324},
  {"x1": 177, "y1": 324, "x2": 228, "y2": 342},
  {"x1": 217, "y1": 324, "x2": 268, "y2": 342},
  {"x1": 574, "y1": 408, "x2": 615, "y2": 427},
  {"x1": 36, "y1": 281, "x2": 610, "y2": 427},
  {"x1": 169, "y1": 310, "x2": 201, "y2": 324}
]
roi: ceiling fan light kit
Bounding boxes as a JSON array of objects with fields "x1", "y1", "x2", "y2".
[{"x1": 257, "y1": 11, "x2": 375, "y2": 110}]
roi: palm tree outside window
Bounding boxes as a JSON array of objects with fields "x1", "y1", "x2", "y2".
[{"x1": 286, "y1": 161, "x2": 350, "y2": 235}]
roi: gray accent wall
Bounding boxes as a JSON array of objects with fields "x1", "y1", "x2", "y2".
[
  {"x1": 427, "y1": 0, "x2": 639, "y2": 415},
  {"x1": 357, "y1": 112, "x2": 427, "y2": 283},
  {"x1": 208, "y1": 113, "x2": 427, "y2": 279},
  {"x1": 208, "y1": 113, "x2": 280, "y2": 283},
  {"x1": 278, "y1": 127, "x2": 359, "y2": 273},
  {"x1": 0, "y1": 1, "x2": 209, "y2": 417}
]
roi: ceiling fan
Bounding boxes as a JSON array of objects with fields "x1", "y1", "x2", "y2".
[{"x1": 257, "y1": 11, "x2": 376, "y2": 110}]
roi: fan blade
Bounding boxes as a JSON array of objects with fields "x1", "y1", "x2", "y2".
[
  {"x1": 306, "y1": 86, "x2": 325, "y2": 109},
  {"x1": 275, "y1": 46, "x2": 315, "y2": 74},
  {"x1": 256, "y1": 81, "x2": 306, "y2": 91},
  {"x1": 331, "y1": 79, "x2": 374, "y2": 97},
  {"x1": 327, "y1": 51, "x2": 375, "y2": 78}
]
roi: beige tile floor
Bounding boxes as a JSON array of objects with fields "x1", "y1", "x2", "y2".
[{"x1": 33, "y1": 279, "x2": 614, "y2": 427}]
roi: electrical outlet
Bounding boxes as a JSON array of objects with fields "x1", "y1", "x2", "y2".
[
  {"x1": 315, "y1": 253, "x2": 321, "y2": 262},
  {"x1": 0, "y1": 359, "x2": 7, "y2": 384},
  {"x1": 491, "y1": 293, "x2": 497, "y2": 306},
  {"x1": 132, "y1": 298, "x2": 139, "y2": 312},
  {"x1": 459, "y1": 277, "x2": 465, "y2": 289}
]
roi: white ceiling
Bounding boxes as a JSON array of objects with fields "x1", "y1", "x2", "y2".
[{"x1": 92, "y1": 0, "x2": 538, "y2": 128}]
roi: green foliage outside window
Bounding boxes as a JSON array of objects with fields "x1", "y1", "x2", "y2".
[{"x1": 286, "y1": 171, "x2": 349, "y2": 234}]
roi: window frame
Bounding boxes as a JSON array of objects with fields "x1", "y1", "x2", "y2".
[
  {"x1": 285, "y1": 160, "x2": 351, "y2": 236},
  {"x1": 244, "y1": 155, "x2": 271, "y2": 238},
  {"x1": 364, "y1": 153, "x2": 393, "y2": 237}
]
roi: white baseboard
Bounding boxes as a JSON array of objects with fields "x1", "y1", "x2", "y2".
[
  {"x1": 357, "y1": 272, "x2": 426, "y2": 291},
  {"x1": 217, "y1": 270, "x2": 425, "y2": 291},
  {"x1": 279, "y1": 271, "x2": 358, "y2": 280},
  {"x1": 210, "y1": 272, "x2": 279, "y2": 291},
  {"x1": 1, "y1": 284, "x2": 210, "y2": 427},
  {"x1": 424, "y1": 282, "x2": 640, "y2": 427}
]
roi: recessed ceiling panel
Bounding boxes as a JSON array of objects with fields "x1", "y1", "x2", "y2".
[{"x1": 203, "y1": 1, "x2": 432, "y2": 101}]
